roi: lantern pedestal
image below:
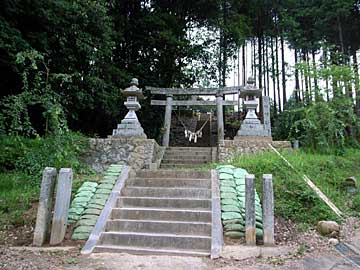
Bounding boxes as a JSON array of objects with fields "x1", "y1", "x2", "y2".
[{"x1": 112, "y1": 78, "x2": 147, "y2": 138}]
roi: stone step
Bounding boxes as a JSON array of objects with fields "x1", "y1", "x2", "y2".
[
  {"x1": 164, "y1": 151, "x2": 211, "y2": 157},
  {"x1": 161, "y1": 159, "x2": 210, "y2": 165},
  {"x1": 167, "y1": 147, "x2": 211, "y2": 152},
  {"x1": 121, "y1": 187, "x2": 211, "y2": 198},
  {"x1": 160, "y1": 164, "x2": 208, "y2": 169},
  {"x1": 111, "y1": 208, "x2": 211, "y2": 222},
  {"x1": 93, "y1": 245, "x2": 210, "y2": 256},
  {"x1": 163, "y1": 153, "x2": 211, "y2": 159},
  {"x1": 136, "y1": 170, "x2": 211, "y2": 179},
  {"x1": 105, "y1": 219, "x2": 211, "y2": 236},
  {"x1": 117, "y1": 197, "x2": 211, "y2": 209},
  {"x1": 128, "y1": 178, "x2": 211, "y2": 188},
  {"x1": 97, "y1": 232, "x2": 211, "y2": 250}
]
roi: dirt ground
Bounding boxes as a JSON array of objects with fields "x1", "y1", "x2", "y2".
[{"x1": 0, "y1": 217, "x2": 359, "y2": 270}]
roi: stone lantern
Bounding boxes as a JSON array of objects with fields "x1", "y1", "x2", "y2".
[
  {"x1": 237, "y1": 77, "x2": 266, "y2": 137},
  {"x1": 112, "y1": 78, "x2": 147, "y2": 138}
]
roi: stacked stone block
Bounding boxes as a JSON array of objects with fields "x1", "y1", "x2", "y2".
[
  {"x1": 217, "y1": 165, "x2": 263, "y2": 239},
  {"x1": 70, "y1": 164, "x2": 123, "y2": 240}
]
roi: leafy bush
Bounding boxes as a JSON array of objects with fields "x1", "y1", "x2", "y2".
[{"x1": 0, "y1": 132, "x2": 89, "y2": 178}]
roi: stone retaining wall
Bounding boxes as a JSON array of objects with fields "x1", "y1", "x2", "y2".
[
  {"x1": 84, "y1": 137, "x2": 164, "y2": 172},
  {"x1": 218, "y1": 137, "x2": 291, "y2": 163}
]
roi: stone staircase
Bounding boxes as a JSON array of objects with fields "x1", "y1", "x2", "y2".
[
  {"x1": 93, "y1": 169, "x2": 212, "y2": 256},
  {"x1": 160, "y1": 147, "x2": 213, "y2": 169}
]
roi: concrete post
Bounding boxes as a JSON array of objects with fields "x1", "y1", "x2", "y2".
[
  {"x1": 245, "y1": 174, "x2": 256, "y2": 245},
  {"x1": 33, "y1": 167, "x2": 57, "y2": 246},
  {"x1": 162, "y1": 94, "x2": 173, "y2": 147},
  {"x1": 262, "y1": 96, "x2": 272, "y2": 137},
  {"x1": 216, "y1": 93, "x2": 224, "y2": 143},
  {"x1": 50, "y1": 168, "x2": 73, "y2": 245},
  {"x1": 262, "y1": 174, "x2": 275, "y2": 246}
]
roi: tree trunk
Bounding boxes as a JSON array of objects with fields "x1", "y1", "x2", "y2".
[
  {"x1": 303, "y1": 52, "x2": 310, "y2": 104},
  {"x1": 253, "y1": 39, "x2": 257, "y2": 79},
  {"x1": 266, "y1": 37, "x2": 270, "y2": 97},
  {"x1": 258, "y1": 35, "x2": 262, "y2": 88},
  {"x1": 275, "y1": 36, "x2": 281, "y2": 112},
  {"x1": 294, "y1": 49, "x2": 300, "y2": 102},
  {"x1": 263, "y1": 36, "x2": 267, "y2": 95},
  {"x1": 353, "y1": 50, "x2": 360, "y2": 116},
  {"x1": 312, "y1": 50, "x2": 319, "y2": 102},
  {"x1": 323, "y1": 49, "x2": 330, "y2": 102},
  {"x1": 271, "y1": 36, "x2": 277, "y2": 113},
  {"x1": 242, "y1": 43, "x2": 246, "y2": 85},
  {"x1": 280, "y1": 35, "x2": 286, "y2": 108}
]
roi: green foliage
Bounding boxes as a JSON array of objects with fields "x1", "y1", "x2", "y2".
[
  {"x1": 0, "y1": 50, "x2": 69, "y2": 136},
  {"x1": 229, "y1": 149, "x2": 360, "y2": 225},
  {"x1": 0, "y1": 132, "x2": 89, "y2": 177}
]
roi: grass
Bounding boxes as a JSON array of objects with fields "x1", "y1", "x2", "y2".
[
  {"x1": 216, "y1": 148, "x2": 360, "y2": 225},
  {"x1": 0, "y1": 132, "x2": 96, "y2": 227},
  {"x1": 0, "y1": 172, "x2": 39, "y2": 225}
]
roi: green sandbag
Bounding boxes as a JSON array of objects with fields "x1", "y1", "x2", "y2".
[
  {"x1": 224, "y1": 223, "x2": 245, "y2": 231},
  {"x1": 224, "y1": 231, "x2": 245, "y2": 238},
  {"x1": 216, "y1": 165, "x2": 235, "y2": 170},
  {"x1": 98, "y1": 183, "x2": 113, "y2": 190},
  {"x1": 105, "y1": 172, "x2": 119, "y2": 176},
  {"x1": 256, "y1": 221, "x2": 263, "y2": 228},
  {"x1": 234, "y1": 179, "x2": 245, "y2": 186},
  {"x1": 75, "y1": 191, "x2": 94, "y2": 198},
  {"x1": 92, "y1": 193, "x2": 109, "y2": 200},
  {"x1": 219, "y1": 173, "x2": 234, "y2": 180},
  {"x1": 220, "y1": 186, "x2": 236, "y2": 193},
  {"x1": 89, "y1": 198, "x2": 106, "y2": 206},
  {"x1": 72, "y1": 232, "x2": 90, "y2": 240},
  {"x1": 72, "y1": 197, "x2": 89, "y2": 204},
  {"x1": 220, "y1": 180, "x2": 236, "y2": 187},
  {"x1": 103, "y1": 175, "x2": 117, "y2": 180},
  {"x1": 81, "y1": 182, "x2": 98, "y2": 188},
  {"x1": 77, "y1": 218, "x2": 97, "y2": 227},
  {"x1": 222, "y1": 204, "x2": 242, "y2": 213},
  {"x1": 221, "y1": 192, "x2": 237, "y2": 199},
  {"x1": 96, "y1": 189, "x2": 111, "y2": 195},
  {"x1": 222, "y1": 211, "x2": 242, "y2": 220},
  {"x1": 83, "y1": 208, "x2": 102, "y2": 215},
  {"x1": 236, "y1": 186, "x2": 245, "y2": 193},
  {"x1": 234, "y1": 168, "x2": 247, "y2": 178},
  {"x1": 87, "y1": 203, "x2": 104, "y2": 210},
  {"x1": 73, "y1": 225, "x2": 93, "y2": 234},
  {"x1": 221, "y1": 199, "x2": 238, "y2": 205},
  {"x1": 218, "y1": 167, "x2": 234, "y2": 175},
  {"x1": 68, "y1": 207, "x2": 85, "y2": 215},
  {"x1": 77, "y1": 186, "x2": 97, "y2": 193},
  {"x1": 256, "y1": 228, "x2": 263, "y2": 237},
  {"x1": 222, "y1": 218, "x2": 243, "y2": 225}
]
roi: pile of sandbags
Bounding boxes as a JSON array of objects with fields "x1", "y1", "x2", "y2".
[
  {"x1": 217, "y1": 165, "x2": 263, "y2": 239},
  {"x1": 70, "y1": 164, "x2": 123, "y2": 240},
  {"x1": 68, "y1": 182, "x2": 98, "y2": 224}
]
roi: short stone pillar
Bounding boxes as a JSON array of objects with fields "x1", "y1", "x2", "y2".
[
  {"x1": 245, "y1": 174, "x2": 256, "y2": 245},
  {"x1": 162, "y1": 94, "x2": 173, "y2": 147},
  {"x1": 216, "y1": 93, "x2": 224, "y2": 143},
  {"x1": 293, "y1": 140, "x2": 299, "y2": 149},
  {"x1": 112, "y1": 78, "x2": 146, "y2": 138},
  {"x1": 33, "y1": 167, "x2": 57, "y2": 246},
  {"x1": 50, "y1": 168, "x2": 73, "y2": 245},
  {"x1": 262, "y1": 174, "x2": 275, "y2": 246}
]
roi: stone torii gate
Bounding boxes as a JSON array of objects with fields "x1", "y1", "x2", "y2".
[{"x1": 146, "y1": 86, "x2": 241, "y2": 147}]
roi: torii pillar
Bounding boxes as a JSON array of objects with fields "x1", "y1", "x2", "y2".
[
  {"x1": 162, "y1": 94, "x2": 173, "y2": 147},
  {"x1": 216, "y1": 92, "x2": 224, "y2": 143}
]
